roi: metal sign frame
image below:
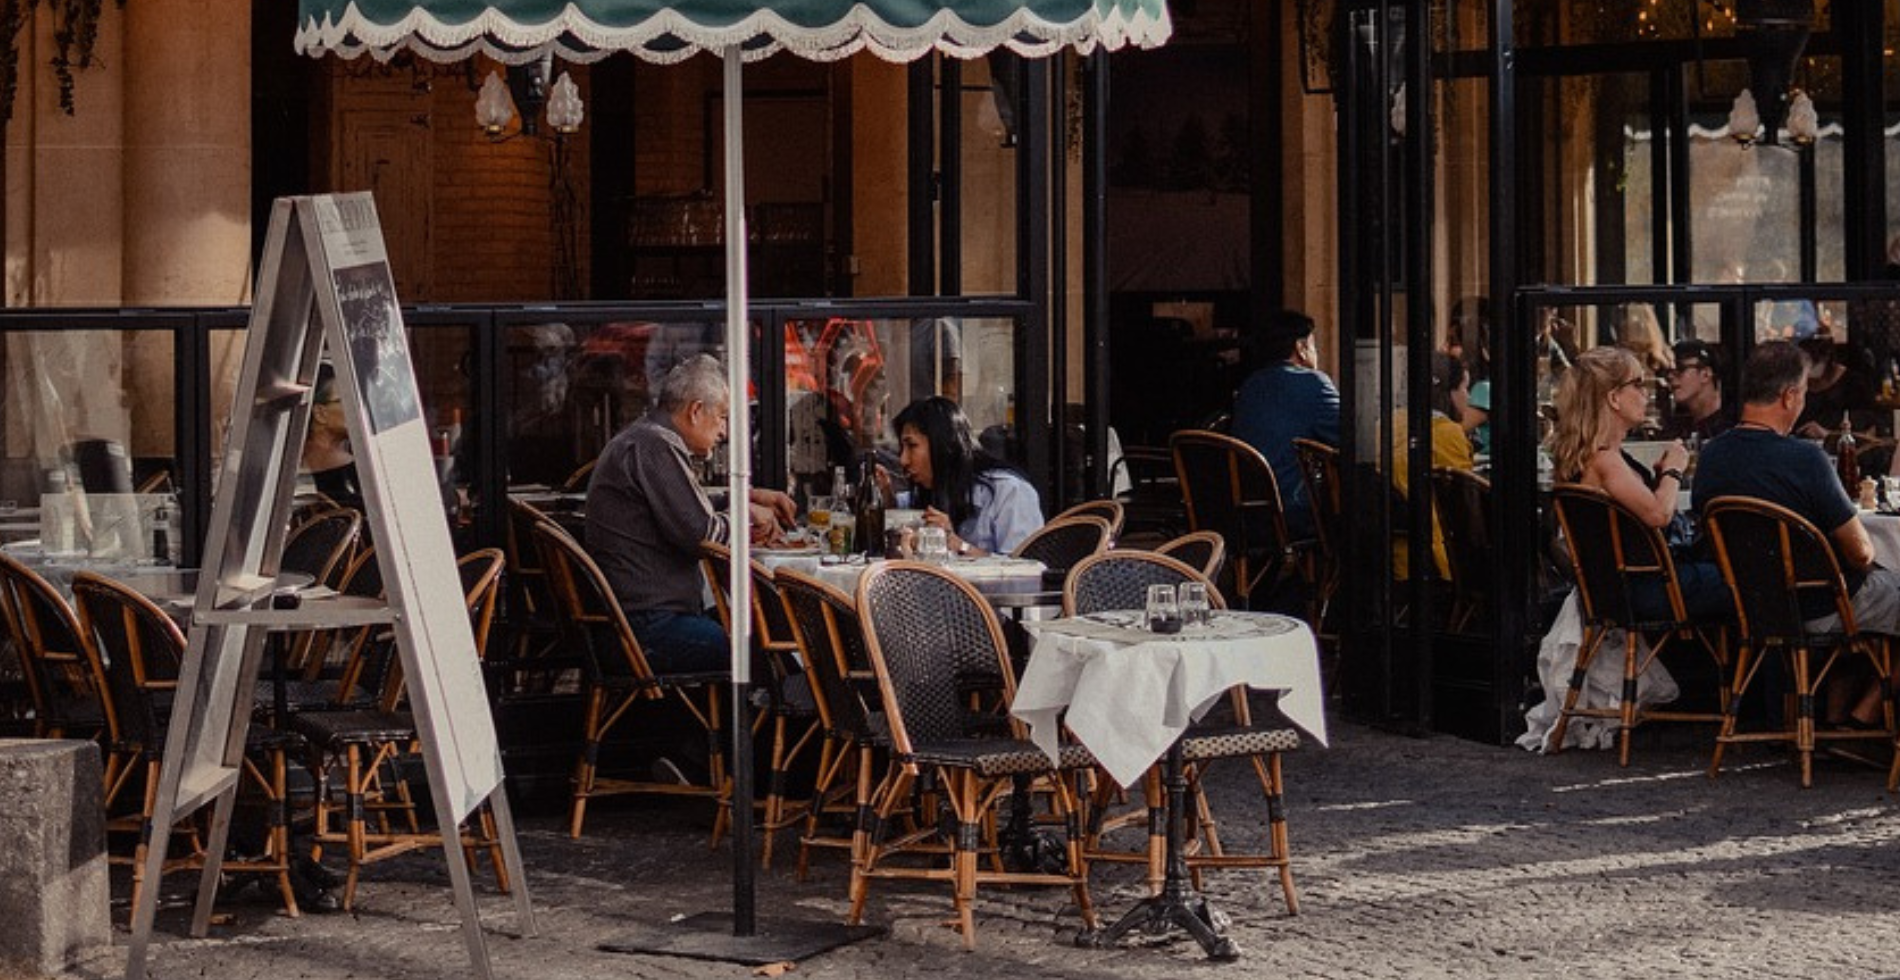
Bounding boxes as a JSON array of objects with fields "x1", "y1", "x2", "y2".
[{"x1": 126, "y1": 194, "x2": 533, "y2": 980}]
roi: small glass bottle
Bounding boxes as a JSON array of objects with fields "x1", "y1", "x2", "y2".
[{"x1": 1837, "y1": 411, "x2": 1860, "y2": 493}]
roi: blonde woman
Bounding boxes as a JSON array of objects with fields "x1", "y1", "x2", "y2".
[{"x1": 1548, "y1": 346, "x2": 1728, "y2": 619}]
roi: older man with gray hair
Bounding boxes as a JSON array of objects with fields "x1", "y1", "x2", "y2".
[{"x1": 586, "y1": 354, "x2": 796, "y2": 674}]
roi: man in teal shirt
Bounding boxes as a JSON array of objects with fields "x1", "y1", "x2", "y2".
[{"x1": 1231, "y1": 309, "x2": 1340, "y2": 541}]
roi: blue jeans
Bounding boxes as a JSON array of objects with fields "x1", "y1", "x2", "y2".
[{"x1": 623, "y1": 610, "x2": 731, "y2": 675}]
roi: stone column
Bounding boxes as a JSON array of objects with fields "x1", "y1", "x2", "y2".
[{"x1": 122, "y1": 0, "x2": 252, "y2": 460}]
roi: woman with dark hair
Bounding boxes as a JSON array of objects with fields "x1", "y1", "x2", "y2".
[{"x1": 891, "y1": 396, "x2": 1043, "y2": 556}]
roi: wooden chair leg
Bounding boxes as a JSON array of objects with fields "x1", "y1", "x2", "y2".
[
  {"x1": 568, "y1": 686, "x2": 605, "y2": 839},
  {"x1": 1548, "y1": 625, "x2": 1609, "y2": 755}
]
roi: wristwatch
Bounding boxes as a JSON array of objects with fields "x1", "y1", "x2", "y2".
[{"x1": 956, "y1": 539, "x2": 972, "y2": 556}]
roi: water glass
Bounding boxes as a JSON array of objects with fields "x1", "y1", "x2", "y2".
[
  {"x1": 915, "y1": 525, "x2": 951, "y2": 564},
  {"x1": 1178, "y1": 582, "x2": 1210, "y2": 628},
  {"x1": 1145, "y1": 583, "x2": 1181, "y2": 634}
]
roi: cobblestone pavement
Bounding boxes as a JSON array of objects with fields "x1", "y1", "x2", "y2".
[{"x1": 57, "y1": 720, "x2": 1900, "y2": 980}]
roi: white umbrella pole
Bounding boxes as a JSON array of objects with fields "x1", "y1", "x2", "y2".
[{"x1": 720, "y1": 43, "x2": 758, "y2": 938}]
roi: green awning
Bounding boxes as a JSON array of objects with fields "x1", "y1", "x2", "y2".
[{"x1": 295, "y1": 0, "x2": 1171, "y2": 64}]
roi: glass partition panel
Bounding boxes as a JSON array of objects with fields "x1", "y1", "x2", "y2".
[
  {"x1": 504, "y1": 318, "x2": 729, "y2": 489},
  {"x1": 0, "y1": 327, "x2": 180, "y2": 560},
  {"x1": 782, "y1": 314, "x2": 1019, "y2": 497}
]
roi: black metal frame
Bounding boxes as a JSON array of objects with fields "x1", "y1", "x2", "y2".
[{"x1": 0, "y1": 296, "x2": 1036, "y2": 571}]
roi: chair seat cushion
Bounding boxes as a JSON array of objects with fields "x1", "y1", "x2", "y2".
[
  {"x1": 290, "y1": 709, "x2": 416, "y2": 748},
  {"x1": 909, "y1": 738, "x2": 1095, "y2": 776},
  {"x1": 652, "y1": 669, "x2": 729, "y2": 690},
  {"x1": 246, "y1": 726, "x2": 306, "y2": 754},
  {"x1": 1179, "y1": 725, "x2": 1301, "y2": 760},
  {"x1": 253, "y1": 679, "x2": 372, "y2": 714}
]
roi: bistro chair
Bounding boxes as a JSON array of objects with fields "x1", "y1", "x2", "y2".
[
  {"x1": 1702, "y1": 496, "x2": 1893, "y2": 788},
  {"x1": 1171, "y1": 429, "x2": 1310, "y2": 611},
  {"x1": 532, "y1": 519, "x2": 727, "y2": 839},
  {"x1": 278, "y1": 507, "x2": 364, "y2": 680},
  {"x1": 700, "y1": 541, "x2": 823, "y2": 868},
  {"x1": 258, "y1": 546, "x2": 387, "y2": 719},
  {"x1": 500, "y1": 498, "x2": 584, "y2": 697},
  {"x1": 1546, "y1": 484, "x2": 1730, "y2": 767},
  {"x1": 852, "y1": 561, "x2": 1098, "y2": 949},
  {"x1": 1010, "y1": 514, "x2": 1114, "y2": 574},
  {"x1": 71, "y1": 572, "x2": 304, "y2": 919},
  {"x1": 1052, "y1": 499, "x2": 1126, "y2": 540},
  {"x1": 292, "y1": 549, "x2": 511, "y2": 909},
  {"x1": 0, "y1": 552, "x2": 103, "y2": 740},
  {"x1": 773, "y1": 567, "x2": 895, "y2": 880},
  {"x1": 1432, "y1": 467, "x2": 1495, "y2": 633},
  {"x1": 1110, "y1": 444, "x2": 1185, "y2": 549},
  {"x1": 1154, "y1": 530, "x2": 1226, "y2": 583},
  {"x1": 1063, "y1": 550, "x2": 1301, "y2": 910},
  {"x1": 1291, "y1": 437, "x2": 1343, "y2": 635}
]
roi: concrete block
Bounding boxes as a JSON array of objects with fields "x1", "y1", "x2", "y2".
[{"x1": 0, "y1": 739, "x2": 108, "y2": 978}]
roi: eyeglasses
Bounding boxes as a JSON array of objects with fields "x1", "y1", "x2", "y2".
[{"x1": 1614, "y1": 378, "x2": 1646, "y2": 392}]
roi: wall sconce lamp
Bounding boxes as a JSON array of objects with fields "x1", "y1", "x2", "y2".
[
  {"x1": 1786, "y1": 90, "x2": 1818, "y2": 145},
  {"x1": 1727, "y1": 88, "x2": 1761, "y2": 145},
  {"x1": 474, "y1": 54, "x2": 583, "y2": 141},
  {"x1": 1734, "y1": 0, "x2": 1814, "y2": 147}
]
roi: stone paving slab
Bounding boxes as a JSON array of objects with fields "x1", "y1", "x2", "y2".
[{"x1": 49, "y1": 720, "x2": 1900, "y2": 980}]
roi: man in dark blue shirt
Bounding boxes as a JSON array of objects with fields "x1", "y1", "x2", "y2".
[
  {"x1": 1694, "y1": 340, "x2": 1899, "y2": 632},
  {"x1": 1231, "y1": 309, "x2": 1340, "y2": 541}
]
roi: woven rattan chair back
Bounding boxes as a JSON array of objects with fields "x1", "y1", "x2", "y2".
[
  {"x1": 530, "y1": 519, "x2": 658, "y2": 685},
  {"x1": 1550, "y1": 483, "x2": 1684, "y2": 630},
  {"x1": 1433, "y1": 467, "x2": 1495, "y2": 627},
  {"x1": 857, "y1": 561, "x2": 1017, "y2": 751},
  {"x1": 282, "y1": 507, "x2": 362, "y2": 588},
  {"x1": 775, "y1": 568, "x2": 871, "y2": 738},
  {"x1": 1052, "y1": 500, "x2": 1126, "y2": 539},
  {"x1": 1064, "y1": 550, "x2": 1226, "y2": 618},
  {"x1": 1011, "y1": 515, "x2": 1113, "y2": 572},
  {"x1": 1171, "y1": 429, "x2": 1293, "y2": 605},
  {"x1": 339, "y1": 545, "x2": 384, "y2": 599},
  {"x1": 1154, "y1": 531, "x2": 1226, "y2": 582},
  {"x1": 505, "y1": 498, "x2": 558, "y2": 621},
  {"x1": 70, "y1": 572, "x2": 186, "y2": 751},
  {"x1": 700, "y1": 541, "x2": 803, "y2": 689},
  {"x1": 0, "y1": 552, "x2": 101, "y2": 738},
  {"x1": 1703, "y1": 495, "x2": 1855, "y2": 642},
  {"x1": 458, "y1": 548, "x2": 507, "y2": 660},
  {"x1": 1291, "y1": 437, "x2": 1342, "y2": 559}
]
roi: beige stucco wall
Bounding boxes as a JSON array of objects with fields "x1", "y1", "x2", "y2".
[{"x1": 4, "y1": 0, "x2": 250, "y2": 469}]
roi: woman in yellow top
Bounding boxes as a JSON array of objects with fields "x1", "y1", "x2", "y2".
[{"x1": 1392, "y1": 351, "x2": 1473, "y2": 580}]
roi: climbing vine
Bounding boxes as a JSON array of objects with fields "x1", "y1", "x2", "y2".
[{"x1": 1, "y1": 0, "x2": 126, "y2": 122}]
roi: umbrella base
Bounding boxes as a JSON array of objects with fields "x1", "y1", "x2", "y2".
[{"x1": 599, "y1": 912, "x2": 882, "y2": 965}]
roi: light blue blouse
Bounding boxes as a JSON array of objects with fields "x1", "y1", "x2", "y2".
[{"x1": 958, "y1": 469, "x2": 1044, "y2": 555}]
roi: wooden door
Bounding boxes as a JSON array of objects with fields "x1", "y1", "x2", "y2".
[{"x1": 336, "y1": 108, "x2": 435, "y2": 300}]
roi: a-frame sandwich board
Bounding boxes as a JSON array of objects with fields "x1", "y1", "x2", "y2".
[{"x1": 126, "y1": 193, "x2": 534, "y2": 980}]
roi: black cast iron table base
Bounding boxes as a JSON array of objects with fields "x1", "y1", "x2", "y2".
[{"x1": 1076, "y1": 740, "x2": 1240, "y2": 961}]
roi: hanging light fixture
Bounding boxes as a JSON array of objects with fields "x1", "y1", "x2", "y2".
[
  {"x1": 1733, "y1": 0, "x2": 1814, "y2": 146},
  {"x1": 1786, "y1": 89, "x2": 1818, "y2": 145},
  {"x1": 472, "y1": 54, "x2": 584, "y2": 141},
  {"x1": 1727, "y1": 88, "x2": 1762, "y2": 145}
]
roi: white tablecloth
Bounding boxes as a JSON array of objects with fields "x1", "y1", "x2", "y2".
[
  {"x1": 1863, "y1": 511, "x2": 1900, "y2": 569},
  {"x1": 1012, "y1": 611, "x2": 1328, "y2": 788},
  {"x1": 752, "y1": 553, "x2": 1046, "y2": 596}
]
